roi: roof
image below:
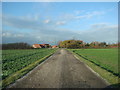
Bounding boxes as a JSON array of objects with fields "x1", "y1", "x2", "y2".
[
  {"x1": 33, "y1": 44, "x2": 41, "y2": 48},
  {"x1": 40, "y1": 44, "x2": 49, "y2": 46},
  {"x1": 52, "y1": 45, "x2": 58, "y2": 47},
  {"x1": 33, "y1": 44, "x2": 50, "y2": 48}
]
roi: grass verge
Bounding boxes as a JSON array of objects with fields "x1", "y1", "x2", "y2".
[
  {"x1": 68, "y1": 49, "x2": 120, "y2": 87},
  {"x1": 1, "y1": 51, "x2": 56, "y2": 88}
]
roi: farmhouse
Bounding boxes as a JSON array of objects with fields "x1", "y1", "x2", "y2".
[
  {"x1": 52, "y1": 45, "x2": 58, "y2": 48},
  {"x1": 32, "y1": 44, "x2": 50, "y2": 48},
  {"x1": 32, "y1": 44, "x2": 41, "y2": 48}
]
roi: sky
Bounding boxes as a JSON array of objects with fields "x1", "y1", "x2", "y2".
[
  {"x1": 2, "y1": 2, "x2": 118, "y2": 45},
  {"x1": 2, "y1": 0, "x2": 120, "y2": 2}
]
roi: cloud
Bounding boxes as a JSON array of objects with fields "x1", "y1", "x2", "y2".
[
  {"x1": 57, "y1": 10, "x2": 105, "y2": 23},
  {"x1": 2, "y1": 10, "x2": 105, "y2": 30},
  {"x1": 74, "y1": 10, "x2": 85, "y2": 15},
  {"x1": 75, "y1": 11, "x2": 105, "y2": 19},
  {"x1": 2, "y1": 14, "x2": 78, "y2": 45},
  {"x1": 2, "y1": 28, "x2": 78, "y2": 45},
  {"x1": 2, "y1": 31, "x2": 25, "y2": 38},
  {"x1": 19, "y1": 14, "x2": 40, "y2": 21},
  {"x1": 2, "y1": 14, "x2": 118, "y2": 45},
  {"x1": 56, "y1": 21, "x2": 66, "y2": 25},
  {"x1": 77, "y1": 23, "x2": 118, "y2": 43},
  {"x1": 2, "y1": 23, "x2": 118, "y2": 45},
  {"x1": 3, "y1": 14, "x2": 42, "y2": 30},
  {"x1": 2, "y1": 32, "x2": 12, "y2": 37},
  {"x1": 44, "y1": 19, "x2": 50, "y2": 24},
  {"x1": 74, "y1": 10, "x2": 81, "y2": 15}
]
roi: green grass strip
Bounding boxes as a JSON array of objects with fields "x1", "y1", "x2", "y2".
[
  {"x1": 68, "y1": 49, "x2": 120, "y2": 87},
  {"x1": 1, "y1": 51, "x2": 55, "y2": 88}
]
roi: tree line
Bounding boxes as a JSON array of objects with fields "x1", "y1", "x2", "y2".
[
  {"x1": 1, "y1": 40, "x2": 119, "y2": 50},
  {"x1": 1, "y1": 42, "x2": 33, "y2": 50},
  {"x1": 58, "y1": 40, "x2": 119, "y2": 49}
]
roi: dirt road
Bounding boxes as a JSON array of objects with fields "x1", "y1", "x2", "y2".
[{"x1": 9, "y1": 49, "x2": 109, "y2": 88}]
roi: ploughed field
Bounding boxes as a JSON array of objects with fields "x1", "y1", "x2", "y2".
[
  {"x1": 2, "y1": 49, "x2": 56, "y2": 80},
  {"x1": 70, "y1": 49, "x2": 118, "y2": 76}
]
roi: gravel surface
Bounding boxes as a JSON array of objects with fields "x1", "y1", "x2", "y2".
[{"x1": 9, "y1": 49, "x2": 109, "y2": 88}]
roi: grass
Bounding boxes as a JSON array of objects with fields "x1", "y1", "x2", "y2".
[
  {"x1": 71, "y1": 49, "x2": 118, "y2": 75},
  {"x1": 1, "y1": 48, "x2": 57, "y2": 88},
  {"x1": 68, "y1": 49, "x2": 120, "y2": 86}
]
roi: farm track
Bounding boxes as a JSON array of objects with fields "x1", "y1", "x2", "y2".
[{"x1": 9, "y1": 49, "x2": 109, "y2": 88}]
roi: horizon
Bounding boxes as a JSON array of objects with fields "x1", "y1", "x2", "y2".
[{"x1": 2, "y1": 2, "x2": 118, "y2": 45}]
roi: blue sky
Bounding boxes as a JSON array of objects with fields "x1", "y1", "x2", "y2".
[{"x1": 2, "y1": 2, "x2": 118, "y2": 45}]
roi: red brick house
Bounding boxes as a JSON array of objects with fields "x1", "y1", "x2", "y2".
[
  {"x1": 32, "y1": 44, "x2": 50, "y2": 48},
  {"x1": 52, "y1": 45, "x2": 58, "y2": 48},
  {"x1": 32, "y1": 44, "x2": 41, "y2": 48}
]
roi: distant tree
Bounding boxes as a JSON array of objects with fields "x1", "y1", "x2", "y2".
[
  {"x1": 58, "y1": 40, "x2": 83, "y2": 49},
  {"x1": 99, "y1": 42, "x2": 107, "y2": 48},
  {"x1": 89, "y1": 41, "x2": 100, "y2": 48},
  {"x1": 2, "y1": 42, "x2": 33, "y2": 50},
  {"x1": 84, "y1": 43, "x2": 90, "y2": 48}
]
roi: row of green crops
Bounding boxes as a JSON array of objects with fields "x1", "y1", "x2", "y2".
[
  {"x1": 70, "y1": 49, "x2": 118, "y2": 76},
  {"x1": 2, "y1": 48, "x2": 57, "y2": 80}
]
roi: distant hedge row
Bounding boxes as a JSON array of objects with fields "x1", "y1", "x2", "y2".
[
  {"x1": 1, "y1": 42, "x2": 33, "y2": 50},
  {"x1": 58, "y1": 40, "x2": 118, "y2": 49}
]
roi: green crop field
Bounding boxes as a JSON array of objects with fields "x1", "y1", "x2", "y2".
[
  {"x1": 2, "y1": 49, "x2": 57, "y2": 80},
  {"x1": 70, "y1": 49, "x2": 118, "y2": 76}
]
